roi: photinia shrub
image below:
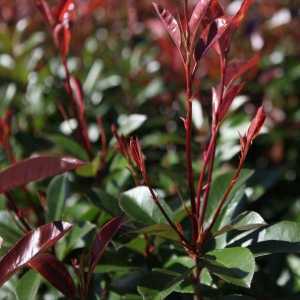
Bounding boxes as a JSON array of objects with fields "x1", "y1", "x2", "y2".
[{"x1": 0, "y1": 0, "x2": 299, "y2": 299}]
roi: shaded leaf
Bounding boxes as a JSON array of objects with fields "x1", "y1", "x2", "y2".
[
  {"x1": 138, "y1": 269, "x2": 188, "y2": 300},
  {"x1": 90, "y1": 216, "x2": 123, "y2": 273},
  {"x1": 0, "y1": 221, "x2": 72, "y2": 286},
  {"x1": 16, "y1": 270, "x2": 41, "y2": 300},
  {"x1": 205, "y1": 169, "x2": 254, "y2": 226},
  {"x1": 139, "y1": 224, "x2": 179, "y2": 241},
  {"x1": 87, "y1": 188, "x2": 122, "y2": 216},
  {"x1": 224, "y1": 55, "x2": 260, "y2": 87},
  {"x1": 153, "y1": 3, "x2": 181, "y2": 50},
  {"x1": 48, "y1": 134, "x2": 89, "y2": 161},
  {"x1": 0, "y1": 156, "x2": 84, "y2": 194},
  {"x1": 120, "y1": 186, "x2": 173, "y2": 225},
  {"x1": 204, "y1": 247, "x2": 255, "y2": 288},
  {"x1": 28, "y1": 253, "x2": 76, "y2": 298},
  {"x1": 46, "y1": 174, "x2": 70, "y2": 222}
]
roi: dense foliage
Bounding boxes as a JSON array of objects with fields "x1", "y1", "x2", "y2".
[{"x1": 0, "y1": 0, "x2": 299, "y2": 299}]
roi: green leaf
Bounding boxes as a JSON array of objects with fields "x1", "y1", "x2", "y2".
[
  {"x1": 214, "y1": 211, "x2": 266, "y2": 236},
  {"x1": 137, "y1": 269, "x2": 187, "y2": 300},
  {"x1": 204, "y1": 247, "x2": 255, "y2": 288},
  {"x1": 0, "y1": 212, "x2": 22, "y2": 246},
  {"x1": 232, "y1": 221, "x2": 300, "y2": 257},
  {"x1": 87, "y1": 188, "x2": 122, "y2": 216},
  {"x1": 16, "y1": 270, "x2": 41, "y2": 300},
  {"x1": 76, "y1": 156, "x2": 101, "y2": 177},
  {"x1": 139, "y1": 224, "x2": 180, "y2": 241},
  {"x1": 48, "y1": 134, "x2": 89, "y2": 161},
  {"x1": 205, "y1": 169, "x2": 254, "y2": 230},
  {"x1": 46, "y1": 174, "x2": 69, "y2": 222},
  {"x1": 120, "y1": 186, "x2": 173, "y2": 225}
]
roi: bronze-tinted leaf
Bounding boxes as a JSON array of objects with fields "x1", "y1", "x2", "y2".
[
  {"x1": 0, "y1": 156, "x2": 85, "y2": 194},
  {"x1": 28, "y1": 253, "x2": 76, "y2": 298},
  {"x1": 56, "y1": 0, "x2": 75, "y2": 23},
  {"x1": 189, "y1": 0, "x2": 211, "y2": 34},
  {"x1": 195, "y1": 17, "x2": 229, "y2": 61},
  {"x1": 89, "y1": 216, "x2": 124, "y2": 273},
  {"x1": 0, "y1": 222, "x2": 72, "y2": 286},
  {"x1": 152, "y1": 3, "x2": 181, "y2": 50},
  {"x1": 224, "y1": 54, "x2": 260, "y2": 87}
]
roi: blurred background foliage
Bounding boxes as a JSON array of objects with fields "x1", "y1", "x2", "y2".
[{"x1": 0, "y1": 0, "x2": 299, "y2": 299}]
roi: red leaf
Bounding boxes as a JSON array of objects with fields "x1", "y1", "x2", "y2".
[
  {"x1": 0, "y1": 156, "x2": 85, "y2": 194},
  {"x1": 201, "y1": 0, "x2": 224, "y2": 27},
  {"x1": 217, "y1": 0, "x2": 253, "y2": 55},
  {"x1": 54, "y1": 23, "x2": 71, "y2": 58},
  {"x1": 90, "y1": 216, "x2": 124, "y2": 273},
  {"x1": 246, "y1": 106, "x2": 266, "y2": 144},
  {"x1": 28, "y1": 253, "x2": 76, "y2": 298},
  {"x1": 0, "y1": 222, "x2": 72, "y2": 286},
  {"x1": 224, "y1": 54, "x2": 260, "y2": 87},
  {"x1": 35, "y1": 0, "x2": 55, "y2": 26},
  {"x1": 195, "y1": 17, "x2": 229, "y2": 61},
  {"x1": 189, "y1": 0, "x2": 211, "y2": 34},
  {"x1": 218, "y1": 83, "x2": 245, "y2": 121},
  {"x1": 152, "y1": 2, "x2": 182, "y2": 50},
  {"x1": 56, "y1": 0, "x2": 75, "y2": 23}
]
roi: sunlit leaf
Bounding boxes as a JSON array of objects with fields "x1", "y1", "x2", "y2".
[{"x1": 0, "y1": 222, "x2": 72, "y2": 286}]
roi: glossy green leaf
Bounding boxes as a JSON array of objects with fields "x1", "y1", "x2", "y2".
[
  {"x1": 47, "y1": 174, "x2": 70, "y2": 222},
  {"x1": 231, "y1": 221, "x2": 300, "y2": 257},
  {"x1": 120, "y1": 186, "x2": 173, "y2": 225},
  {"x1": 204, "y1": 247, "x2": 255, "y2": 288},
  {"x1": 16, "y1": 270, "x2": 41, "y2": 300},
  {"x1": 205, "y1": 169, "x2": 254, "y2": 229},
  {"x1": 214, "y1": 211, "x2": 266, "y2": 236}
]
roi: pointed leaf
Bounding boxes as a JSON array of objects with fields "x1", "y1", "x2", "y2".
[
  {"x1": 28, "y1": 253, "x2": 76, "y2": 298},
  {"x1": 189, "y1": 0, "x2": 211, "y2": 34},
  {"x1": 0, "y1": 156, "x2": 84, "y2": 194},
  {"x1": 153, "y1": 3, "x2": 181, "y2": 50},
  {"x1": 56, "y1": 0, "x2": 75, "y2": 23},
  {"x1": 231, "y1": 221, "x2": 300, "y2": 257},
  {"x1": 46, "y1": 174, "x2": 70, "y2": 222},
  {"x1": 195, "y1": 17, "x2": 229, "y2": 61},
  {"x1": 0, "y1": 221, "x2": 72, "y2": 286},
  {"x1": 214, "y1": 211, "x2": 266, "y2": 237},
  {"x1": 205, "y1": 169, "x2": 254, "y2": 227},
  {"x1": 16, "y1": 270, "x2": 41, "y2": 300},
  {"x1": 90, "y1": 216, "x2": 123, "y2": 273},
  {"x1": 224, "y1": 55, "x2": 260, "y2": 87},
  {"x1": 204, "y1": 247, "x2": 255, "y2": 288},
  {"x1": 120, "y1": 186, "x2": 173, "y2": 225}
]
